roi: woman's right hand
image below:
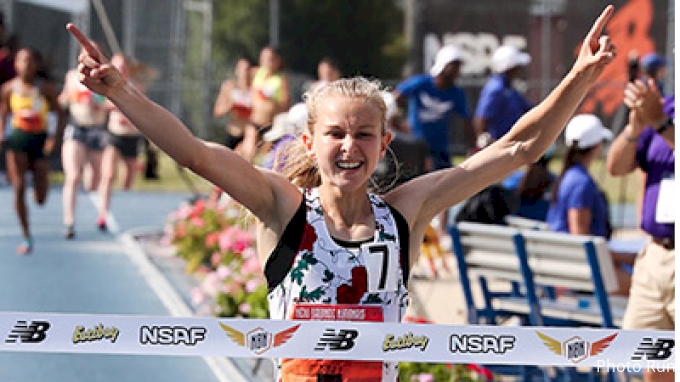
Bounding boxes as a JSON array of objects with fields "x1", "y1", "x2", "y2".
[{"x1": 66, "y1": 23, "x2": 128, "y2": 98}]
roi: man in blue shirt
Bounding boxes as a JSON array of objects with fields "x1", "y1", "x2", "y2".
[
  {"x1": 474, "y1": 45, "x2": 532, "y2": 147},
  {"x1": 394, "y1": 45, "x2": 472, "y2": 236}
]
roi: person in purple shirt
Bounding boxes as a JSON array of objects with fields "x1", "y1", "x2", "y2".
[
  {"x1": 474, "y1": 45, "x2": 532, "y2": 147},
  {"x1": 608, "y1": 79, "x2": 674, "y2": 382},
  {"x1": 394, "y1": 45, "x2": 472, "y2": 235}
]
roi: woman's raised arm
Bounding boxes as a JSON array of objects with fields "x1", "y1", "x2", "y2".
[
  {"x1": 391, "y1": 5, "x2": 617, "y2": 228},
  {"x1": 66, "y1": 23, "x2": 298, "y2": 223}
]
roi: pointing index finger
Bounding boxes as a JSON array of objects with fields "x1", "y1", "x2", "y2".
[
  {"x1": 584, "y1": 5, "x2": 614, "y2": 47},
  {"x1": 66, "y1": 23, "x2": 103, "y2": 63}
]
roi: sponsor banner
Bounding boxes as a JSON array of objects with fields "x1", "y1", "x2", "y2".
[{"x1": 0, "y1": 311, "x2": 674, "y2": 367}]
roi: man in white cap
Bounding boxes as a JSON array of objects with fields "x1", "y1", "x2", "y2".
[
  {"x1": 474, "y1": 45, "x2": 532, "y2": 147},
  {"x1": 394, "y1": 45, "x2": 472, "y2": 236}
]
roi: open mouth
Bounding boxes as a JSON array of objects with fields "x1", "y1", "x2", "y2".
[{"x1": 336, "y1": 161, "x2": 362, "y2": 170}]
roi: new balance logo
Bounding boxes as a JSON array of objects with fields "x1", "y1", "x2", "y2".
[
  {"x1": 315, "y1": 329, "x2": 358, "y2": 351},
  {"x1": 632, "y1": 337, "x2": 674, "y2": 361},
  {"x1": 6, "y1": 321, "x2": 50, "y2": 343}
]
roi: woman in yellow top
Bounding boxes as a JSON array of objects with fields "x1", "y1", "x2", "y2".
[
  {"x1": 246, "y1": 46, "x2": 290, "y2": 162},
  {"x1": 0, "y1": 47, "x2": 66, "y2": 254}
]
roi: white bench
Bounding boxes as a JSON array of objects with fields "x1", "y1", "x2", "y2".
[{"x1": 450, "y1": 222, "x2": 627, "y2": 328}]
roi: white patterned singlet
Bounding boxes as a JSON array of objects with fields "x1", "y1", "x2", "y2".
[{"x1": 267, "y1": 188, "x2": 410, "y2": 382}]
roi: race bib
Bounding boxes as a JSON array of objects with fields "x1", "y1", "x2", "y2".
[
  {"x1": 655, "y1": 178, "x2": 675, "y2": 224},
  {"x1": 361, "y1": 242, "x2": 399, "y2": 293},
  {"x1": 290, "y1": 304, "x2": 383, "y2": 322}
]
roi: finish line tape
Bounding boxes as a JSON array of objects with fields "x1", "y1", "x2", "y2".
[{"x1": 0, "y1": 312, "x2": 674, "y2": 368}]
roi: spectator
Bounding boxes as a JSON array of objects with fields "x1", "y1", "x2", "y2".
[
  {"x1": 372, "y1": 91, "x2": 430, "y2": 192},
  {"x1": 474, "y1": 45, "x2": 532, "y2": 147},
  {"x1": 607, "y1": 78, "x2": 674, "y2": 382},
  {"x1": 394, "y1": 45, "x2": 472, "y2": 236},
  {"x1": 261, "y1": 102, "x2": 308, "y2": 171},
  {"x1": 547, "y1": 114, "x2": 632, "y2": 296},
  {"x1": 502, "y1": 146, "x2": 556, "y2": 221},
  {"x1": 640, "y1": 52, "x2": 667, "y2": 95}
]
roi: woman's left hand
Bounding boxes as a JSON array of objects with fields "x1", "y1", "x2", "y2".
[{"x1": 571, "y1": 6, "x2": 617, "y2": 81}]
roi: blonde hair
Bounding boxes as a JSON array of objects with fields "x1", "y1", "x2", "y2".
[{"x1": 275, "y1": 77, "x2": 388, "y2": 189}]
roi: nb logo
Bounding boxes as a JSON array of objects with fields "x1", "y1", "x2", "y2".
[
  {"x1": 6, "y1": 321, "x2": 51, "y2": 343},
  {"x1": 315, "y1": 329, "x2": 358, "y2": 351},
  {"x1": 632, "y1": 337, "x2": 675, "y2": 361}
]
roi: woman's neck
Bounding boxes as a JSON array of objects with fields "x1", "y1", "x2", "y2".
[{"x1": 318, "y1": 186, "x2": 372, "y2": 231}]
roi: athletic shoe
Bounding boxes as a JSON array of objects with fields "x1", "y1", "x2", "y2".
[
  {"x1": 17, "y1": 238, "x2": 33, "y2": 255},
  {"x1": 65, "y1": 225, "x2": 76, "y2": 239},
  {"x1": 96, "y1": 217, "x2": 107, "y2": 232}
]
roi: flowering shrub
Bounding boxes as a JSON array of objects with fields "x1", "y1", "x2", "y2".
[
  {"x1": 398, "y1": 363, "x2": 492, "y2": 382},
  {"x1": 165, "y1": 196, "x2": 268, "y2": 319}
]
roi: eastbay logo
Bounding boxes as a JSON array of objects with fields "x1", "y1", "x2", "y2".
[
  {"x1": 73, "y1": 324, "x2": 120, "y2": 344},
  {"x1": 383, "y1": 332, "x2": 429, "y2": 352}
]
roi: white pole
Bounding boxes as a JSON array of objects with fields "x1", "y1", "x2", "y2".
[
  {"x1": 269, "y1": 0, "x2": 279, "y2": 47},
  {"x1": 91, "y1": 0, "x2": 122, "y2": 55}
]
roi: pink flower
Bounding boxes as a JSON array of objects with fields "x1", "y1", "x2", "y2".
[
  {"x1": 210, "y1": 252, "x2": 223, "y2": 267},
  {"x1": 191, "y1": 287, "x2": 205, "y2": 305},
  {"x1": 221, "y1": 282, "x2": 237, "y2": 295},
  {"x1": 218, "y1": 229, "x2": 235, "y2": 252},
  {"x1": 201, "y1": 272, "x2": 221, "y2": 297},
  {"x1": 189, "y1": 216, "x2": 205, "y2": 228},
  {"x1": 242, "y1": 256, "x2": 261, "y2": 275},
  {"x1": 205, "y1": 232, "x2": 219, "y2": 248},
  {"x1": 189, "y1": 199, "x2": 205, "y2": 218},
  {"x1": 416, "y1": 374, "x2": 434, "y2": 382},
  {"x1": 245, "y1": 279, "x2": 261, "y2": 293},
  {"x1": 216, "y1": 265, "x2": 232, "y2": 280},
  {"x1": 242, "y1": 247, "x2": 257, "y2": 259},
  {"x1": 238, "y1": 303, "x2": 251, "y2": 315},
  {"x1": 174, "y1": 202, "x2": 193, "y2": 220},
  {"x1": 232, "y1": 239, "x2": 249, "y2": 253}
]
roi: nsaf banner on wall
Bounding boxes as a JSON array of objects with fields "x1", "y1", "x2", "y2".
[{"x1": 0, "y1": 311, "x2": 674, "y2": 371}]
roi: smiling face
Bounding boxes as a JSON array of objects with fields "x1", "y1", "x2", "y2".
[{"x1": 303, "y1": 95, "x2": 390, "y2": 192}]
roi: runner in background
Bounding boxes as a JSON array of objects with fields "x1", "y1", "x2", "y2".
[
  {"x1": 309, "y1": 56, "x2": 342, "y2": 92},
  {"x1": 59, "y1": 48, "x2": 110, "y2": 239},
  {"x1": 247, "y1": 46, "x2": 290, "y2": 163},
  {"x1": 68, "y1": 6, "x2": 616, "y2": 379},
  {"x1": 0, "y1": 47, "x2": 66, "y2": 254},
  {"x1": 96, "y1": 54, "x2": 145, "y2": 231},
  {"x1": 213, "y1": 57, "x2": 254, "y2": 156}
]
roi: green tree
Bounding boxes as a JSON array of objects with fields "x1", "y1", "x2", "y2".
[
  {"x1": 213, "y1": 0, "x2": 270, "y2": 67},
  {"x1": 212, "y1": 0, "x2": 405, "y2": 79}
]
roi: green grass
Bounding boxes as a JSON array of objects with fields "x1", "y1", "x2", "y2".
[
  {"x1": 50, "y1": 152, "x2": 214, "y2": 194},
  {"x1": 50, "y1": 152, "x2": 641, "y2": 204}
]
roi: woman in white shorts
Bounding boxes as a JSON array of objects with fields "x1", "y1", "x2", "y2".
[{"x1": 59, "y1": 67, "x2": 109, "y2": 238}]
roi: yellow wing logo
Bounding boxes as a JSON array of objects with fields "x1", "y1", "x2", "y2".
[
  {"x1": 591, "y1": 333, "x2": 618, "y2": 356},
  {"x1": 273, "y1": 324, "x2": 300, "y2": 347},
  {"x1": 536, "y1": 331, "x2": 562, "y2": 355},
  {"x1": 219, "y1": 323, "x2": 245, "y2": 346}
]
